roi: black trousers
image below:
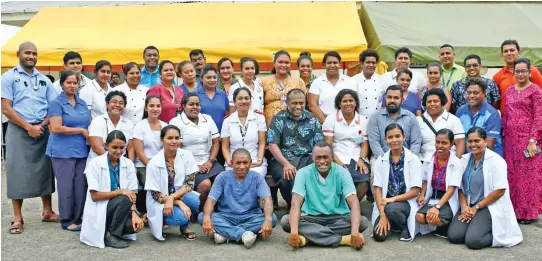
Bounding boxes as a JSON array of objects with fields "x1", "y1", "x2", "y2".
[
  {"x1": 373, "y1": 201, "x2": 411, "y2": 242},
  {"x1": 106, "y1": 195, "x2": 135, "y2": 237},
  {"x1": 448, "y1": 207, "x2": 493, "y2": 249}
]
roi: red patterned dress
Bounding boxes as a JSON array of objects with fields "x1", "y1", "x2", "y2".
[{"x1": 502, "y1": 83, "x2": 542, "y2": 220}]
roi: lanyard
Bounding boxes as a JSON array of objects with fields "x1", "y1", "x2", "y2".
[
  {"x1": 441, "y1": 68, "x2": 455, "y2": 89},
  {"x1": 275, "y1": 76, "x2": 285, "y2": 92},
  {"x1": 432, "y1": 166, "x2": 447, "y2": 199},
  {"x1": 465, "y1": 154, "x2": 484, "y2": 199},
  {"x1": 238, "y1": 122, "x2": 249, "y2": 147},
  {"x1": 161, "y1": 82, "x2": 181, "y2": 112}
]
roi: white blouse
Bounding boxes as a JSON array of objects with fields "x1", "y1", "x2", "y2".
[
  {"x1": 169, "y1": 112, "x2": 220, "y2": 165},
  {"x1": 228, "y1": 78, "x2": 265, "y2": 113},
  {"x1": 132, "y1": 119, "x2": 167, "y2": 167},
  {"x1": 79, "y1": 79, "x2": 112, "y2": 118},
  {"x1": 221, "y1": 111, "x2": 266, "y2": 160},
  {"x1": 87, "y1": 114, "x2": 134, "y2": 163},
  {"x1": 309, "y1": 74, "x2": 358, "y2": 117},
  {"x1": 322, "y1": 111, "x2": 369, "y2": 164}
]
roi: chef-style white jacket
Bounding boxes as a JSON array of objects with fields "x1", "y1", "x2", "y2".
[
  {"x1": 372, "y1": 148, "x2": 422, "y2": 241},
  {"x1": 459, "y1": 149, "x2": 523, "y2": 247},
  {"x1": 144, "y1": 148, "x2": 199, "y2": 240},
  {"x1": 416, "y1": 153, "x2": 463, "y2": 235},
  {"x1": 80, "y1": 153, "x2": 138, "y2": 248}
]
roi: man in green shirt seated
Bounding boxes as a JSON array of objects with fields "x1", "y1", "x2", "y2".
[{"x1": 281, "y1": 142, "x2": 369, "y2": 249}]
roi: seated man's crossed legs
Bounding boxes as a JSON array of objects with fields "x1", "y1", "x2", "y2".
[{"x1": 281, "y1": 214, "x2": 369, "y2": 248}]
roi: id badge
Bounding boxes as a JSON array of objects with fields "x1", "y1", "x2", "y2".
[
  {"x1": 428, "y1": 199, "x2": 439, "y2": 206},
  {"x1": 280, "y1": 94, "x2": 287, "y2": 106}
]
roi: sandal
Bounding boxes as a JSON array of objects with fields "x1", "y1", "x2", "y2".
[
  {"x1": 9, "y1": 219, "x2": 24, "y2": 234},
  {"x1": 181, "y1": 229, "x2": 197, "y2": 241},
  {"x1": 42, "y1": 212, "x2": 60, "y2": 223}
]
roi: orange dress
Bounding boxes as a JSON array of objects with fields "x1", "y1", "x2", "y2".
[{"x1": 260, "y1": 75, "x2": 307, "y2": 126}]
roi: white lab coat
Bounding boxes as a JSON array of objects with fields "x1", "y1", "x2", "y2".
[
  {"x1": 80, "y1": 153, "x2": 138, "y2": 248},
  {"x1": 416, "y1": 153, "x2": 463, "y2": 235},
  {"x1": 144, "y1": 148, "x2": 199, "y2": 240},
  {"x1": 372, "y1": 148, "x2": 422, "y2": 241},
  {"x1": 459, "y1": 150, "x2": 523, "y2": 247}
]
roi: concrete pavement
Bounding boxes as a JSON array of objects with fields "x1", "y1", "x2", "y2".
[{"x1": 1, "y1": 168, "x2": 541, "y2": 261}]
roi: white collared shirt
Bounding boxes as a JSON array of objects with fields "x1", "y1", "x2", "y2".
[
  {"x1": 133, "y1": 119, "x2": 167, "y2": 167},
  {"x1": 322, "y1": 110, "x2": 369, "y2": 164},
  {"x1": 353, "y1": 72, "x2": 386, "y2": 118},
  {"x1": 221, "y1": 110, "x2": 267, "y2": 160},
  {"x1": 309, "y1": 73, "x2": 357, "y2": 117},
  {"x1": 417, "y1": 110, "x2": 465, "y2": 162},
  {"x1": 116, "y1": 82, "x2": 149, "y2": 125},
  {"x1": 87, "y1": 114, "x2": 135, "y2": 163},
  {"x1": 53, "y1": 74, "x2": 92, "y2": 95},
  {"x1": 169, "y1": 112, "x2": 220, "y2": 165},
  {"x1": 228, "y1": 78, "x2": 264, "y2": 113},
  {"x1": 382, "y1": 68, "x2": 426, "y2": 93},
  {"x1": 79, "y1": 79, "x2": 113, "y2": 117}
]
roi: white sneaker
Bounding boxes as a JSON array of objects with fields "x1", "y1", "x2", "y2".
[
  {"x1": 241, "y1": 231, "x2": 257, "y2": 249},
  {"x1": 214, "y1": 233, "x2": 228, "y2": 244}
]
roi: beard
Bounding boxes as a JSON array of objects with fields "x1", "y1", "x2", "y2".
[{"x1": 386, "y1": 104, "x2": 401, "y2": 113}]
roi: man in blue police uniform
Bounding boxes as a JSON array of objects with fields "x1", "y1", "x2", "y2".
[{"x1": 1, "y1": 41, "x2": 60, "y2": 234}]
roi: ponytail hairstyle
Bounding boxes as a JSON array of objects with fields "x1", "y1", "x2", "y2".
[
  {"x1": 271, "y1": 50, "x2": 291, "y2": 75},
  {"x1": 142, "y1": 95, "x2": 161, "y2": 119}
]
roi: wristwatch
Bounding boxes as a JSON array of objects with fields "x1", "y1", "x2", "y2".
[
  {"x1": 209, "y1": 158, "x2": 217, "y2": 163},
  {"x1": 529, "y1": 138, "x2": 537, "y2": 144},
  {"x1": 475, "y1": 204, "x2": 481, "y2": 210},
  {"x1": 435, "y1": 204, "x2": 441, "y2": 210}
]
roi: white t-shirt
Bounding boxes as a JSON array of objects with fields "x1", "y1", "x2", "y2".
[
  {"x1": 116, "y1": 83, "x2": 149, "y2": 125},
  {"x1": 169, "y1": 112, "x2": 220, "y2": 165},
  {"x1": 382, "y1": 68, "x2": 426, "y2": 93},
  {"x1": 133, "y1": 119, "x2": 167, "y2": 167},
  {"x1": 221, "y1": 111, "x2": 267, "y2": 161},
  {"x1": 79, "y1": 79, "x2": 113, "y2": 118},
  {"x1": 309, "y1": 74, "x2": 357, "y2": 117},
  {"x1": 322, "y1": 111, "x2": 369, "y2": 164},
  {"x1": 87, "y1": 114, "x2": 135, "y2": 163},
  {"x1": 417, "y1": 110, "x2": 465, "y2": 162},
  {"x1": 353, "y1": 72, "x2": 387, "y2": 118},
  {"x1": 228, "y1": 78, "x2": 264, "y2": 113}
]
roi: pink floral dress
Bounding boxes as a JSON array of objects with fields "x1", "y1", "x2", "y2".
[{"x1": 502, "y1": 83, "x2": 542, "y2": 220}]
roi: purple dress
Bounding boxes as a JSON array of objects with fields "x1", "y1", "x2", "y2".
[{"x1": 502, "y1": 84, "x2": 542, "y2": 220}]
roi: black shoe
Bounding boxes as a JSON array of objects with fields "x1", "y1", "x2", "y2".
[
  {"x1": 399, "y1": 228, "x2": 411, "y2": 241},
  {"x1": 434, "y1": 226, "x2": 448, "y2": 239},
  {"x1": 105, "y1": 235, "x2": 129, "y2": 248}
]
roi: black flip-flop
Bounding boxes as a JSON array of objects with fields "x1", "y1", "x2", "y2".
[{"x1": 181, "y1": 230, "x2": 197, "y2": 240}]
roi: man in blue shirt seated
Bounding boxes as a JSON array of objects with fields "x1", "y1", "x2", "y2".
[
  {"x1": 456, "y1": 78, "x2": 504, "y2": 157},
  {"x1": 281, "y1": 142, "x2": 368, "y2": 249},
  {"x1": 199, "y1": 148, "x2": 277, "y2": 249}
]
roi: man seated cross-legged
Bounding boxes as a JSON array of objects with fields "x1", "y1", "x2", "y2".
[
  {"x1": 281, "y1": 142, "x2": 369, "y2": 249},
  {"x1": 199, "y1": 148, "x2": 277, "y2": 249}
]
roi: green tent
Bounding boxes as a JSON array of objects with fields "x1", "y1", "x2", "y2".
[{"x1": 359, "y1": 2, "x2": 542, "y2": 67}]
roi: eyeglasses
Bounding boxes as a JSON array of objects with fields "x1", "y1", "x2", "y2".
[
  {"x1": 514, "y1": 70, "x2": 529, "y2": 75},
  {"x1": 465, "y1": 64, "x2": 480, "y2": 69}
]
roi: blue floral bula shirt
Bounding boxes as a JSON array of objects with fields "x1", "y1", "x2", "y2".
[{"x1": 267, "y1": 109, "x2": 324, "y2": 161}]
